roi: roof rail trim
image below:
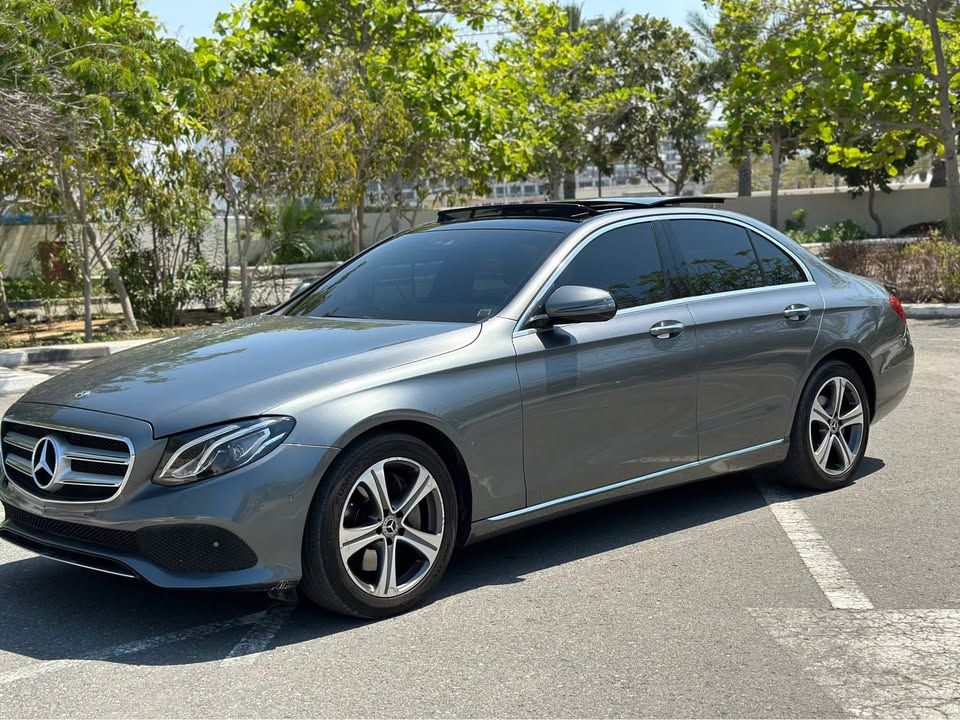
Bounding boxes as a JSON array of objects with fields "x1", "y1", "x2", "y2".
[
  {"x1": 435, "y1": 196, "x2": 724, "y2": 223},
  {"x1": 570, "y1": 195, "x2": 724, "y2": 209},
  {"x1": 436, "y1": 203, "x2": 596, "y2": 223}
]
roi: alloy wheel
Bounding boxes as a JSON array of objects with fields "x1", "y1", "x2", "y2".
[
  {"x1": 808, "y1": 376, "x2": 865, "y2": 476},
  {"x1": 338, "y1": 457, "x2": 445, "y2": 598}
]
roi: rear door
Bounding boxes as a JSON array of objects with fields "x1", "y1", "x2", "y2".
[
  {"x1": 513, "y1": 219, "x2": 700, "y2": 506},
  {"x1": 660, "y1": 217, "x2": 823, "y2": 459}
]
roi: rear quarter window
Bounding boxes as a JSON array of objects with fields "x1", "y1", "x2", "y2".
[{"x1": 749, "y1": 231, "x2": 807, "y2": 285}]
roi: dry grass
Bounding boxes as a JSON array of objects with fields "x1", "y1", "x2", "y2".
[
  {"x1": 0, "y1": 309, "x2": 230, "y2": 349},
  {"x1": 825, "y1": 239, "x2": 960, "y2": 303}
]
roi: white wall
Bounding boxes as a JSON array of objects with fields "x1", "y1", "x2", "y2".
[
  {"x1": 718, "y1": 184, "x2": 945, "y2": 234},
  {"x1": 0, "y1": 185, "x2": 946, "y2": 279}
]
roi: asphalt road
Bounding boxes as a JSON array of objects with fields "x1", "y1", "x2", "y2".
[{"x1": 0, "y1": 320, "x2": 957, "y2": 718}]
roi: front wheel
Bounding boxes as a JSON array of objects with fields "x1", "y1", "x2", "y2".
[
  {"x1": 781, "y1": 361, "x2": 870, "y2": 491},
  {"x1": 301, "y1": 433, "x2": 458, "y2": 618}
]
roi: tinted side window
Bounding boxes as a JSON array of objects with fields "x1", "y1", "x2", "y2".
[
  {"x1": 749, "y1": 231, "x2": 806, "y2": 285},
  {"x1": 668, "y1": 220, "x2": 762, "y2": 296},
  {"x1": 555, "y1": 223, "x2": 667, "y2": 310}
]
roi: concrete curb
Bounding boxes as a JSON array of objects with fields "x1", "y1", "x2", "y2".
[
  {"x1": 902, "y1": 303, "x2": 960, "y2": 319},
  {"x1": 0, "y1": 338, "x2": 155, "y2": 368}
]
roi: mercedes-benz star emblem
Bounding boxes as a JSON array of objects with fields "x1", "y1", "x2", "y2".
[{"x1": 31, "y1": 435, "x2": 61, "y2": 490}]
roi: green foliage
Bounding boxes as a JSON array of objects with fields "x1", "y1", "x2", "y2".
[
  {"x1": 785, "y1": 209, "x2": 871, "y2": 244},
  {"x1": 222, "y1": 291, "x2": 245, "y2": 321},
  {"x1": 613, "y1": 15, "x2": 714, "y2": 194},
  {"x1": 270, "y1": 198, "x2": 336, "y2": 265},
  {"x1": 116, "y1": 240, "x2": 218, "y2": 326}
]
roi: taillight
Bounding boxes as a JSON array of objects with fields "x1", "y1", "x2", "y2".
[{"x1": 888, "y1": 294, "x2": 907, "y2": 323}]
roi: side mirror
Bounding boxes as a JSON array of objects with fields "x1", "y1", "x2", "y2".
[{"x1": 530, "y1": 285, "x2": 617, "y2": 329}]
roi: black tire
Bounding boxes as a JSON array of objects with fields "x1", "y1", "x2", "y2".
[
  {"x1": 300, "y1": 432, "x2": 458, "y2": 618},
  {"x1": 780, "y1": 360, "x2": 871, "y2": 491}
]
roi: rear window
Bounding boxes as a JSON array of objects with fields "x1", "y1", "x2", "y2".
[
  {"x1": 283, "y1": 227, "x2": 566, "y2": 323},
  {"x1": 667, "y1": 219, "x2": 763, "y2": 296}
]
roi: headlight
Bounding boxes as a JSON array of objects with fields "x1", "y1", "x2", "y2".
[{"x1": 154, "y1": 417, "x2": 295, "y2": 485}]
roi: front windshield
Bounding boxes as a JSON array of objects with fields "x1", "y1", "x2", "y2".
[{"x1": 283, "y1": 226, "x2": 566, "y2": 323}]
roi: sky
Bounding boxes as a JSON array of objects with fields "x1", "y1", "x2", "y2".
[{"x1": 143, "y1": 0, "x2": 705, "y2": 44}]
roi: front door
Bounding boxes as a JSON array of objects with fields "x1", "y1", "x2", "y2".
[{"x1": 514, "y1": 220, "x2": 700, "y2": 506}]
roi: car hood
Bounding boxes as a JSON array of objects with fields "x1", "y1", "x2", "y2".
[{"x1": 20, "y1": 314, "x2": 480, "y2": 437}]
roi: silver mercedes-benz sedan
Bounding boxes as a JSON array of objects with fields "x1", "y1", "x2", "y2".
[{"x1": 0, "y1": 198, "x2": 914, "y2": 618}]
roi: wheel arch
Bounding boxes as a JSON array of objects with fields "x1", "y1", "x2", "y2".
[
  {"x1": 807, "y1": 346, "x2": 877, "y2": 421},
  {"x1": 330, "y1": 417, "x2": 473, "y2": 547}
]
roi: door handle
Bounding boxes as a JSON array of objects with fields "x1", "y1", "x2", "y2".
[
  {"x1": 784, "y1": 304, "x2": 811, "y2": 321},
  {"x1": 649, "y1": 320, "x2": 685, "y2": 339}
]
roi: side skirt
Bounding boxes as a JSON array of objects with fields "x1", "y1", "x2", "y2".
[{"x1": 465, "y1": 439, "x2": 788, "y2": 544}]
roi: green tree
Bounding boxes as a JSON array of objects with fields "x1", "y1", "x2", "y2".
[
  {"x1": 482, "y1": 1, "x2": 617, "y2": 199},
  {"x1": 0, "y1": 0, "x2": 201, "y2": 338},
  {"x1": 613, "y1": 15, "x2": 714, "y2": 195},
  {"x1": 709, "y1": 0, "x2": 806, "y2": 227},
  {"x1": 201, "y1": 64, "x2": 349, "y2": 316},
  {"x1": 688, "y1": 7, "x2": 753, "y2": 196},
  {"x1": 786, "y1": 1, "x2": 960, "y2": 235},
  {"x1": 220, "y1": 0, "x2": 494, "y2": 253},
  {"x1": 808, "y1": 136, "x2": 920, "y2": 236}
]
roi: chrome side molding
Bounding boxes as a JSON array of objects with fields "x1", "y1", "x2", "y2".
[{"x1": 487, "y1": 438, "x2": 785, "y2": 521}]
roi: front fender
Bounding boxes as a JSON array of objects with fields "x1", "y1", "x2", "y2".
[{"x1": 269, "y1": 320, "x2": 526, "y2": 521}]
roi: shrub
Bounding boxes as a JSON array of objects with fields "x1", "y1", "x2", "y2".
[
  {"x1": 825, "y1": 238, "x2": 960, "y2": 303},
  {"x1": 269, "y1": 198, "x2": 337, "y2": 265},
  {"x1": 117, "y1": 243, "x2": 219, "y2": 326},
  {"x1": 785, "y1": 210, "x2": 872, "y2": 244}
]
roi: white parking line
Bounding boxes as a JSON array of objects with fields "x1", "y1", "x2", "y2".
[
  {"x1": 0, "y1": 610, "x2": 268, "y2": 687},
  {"x1": 220, "y1": 606, "x2": 293, "y2": 668},
  {"x1": 758, "y1": 483, "x2": 874, "y2": 610}
]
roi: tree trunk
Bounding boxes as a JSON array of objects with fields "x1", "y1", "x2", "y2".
[
  {"x1": 238, "y1": 214, "x2": 251, "y2": 317},
  {"x1": 349, "y1": 196, "x2": 365, "y2": 256},
  {"x1": 867, "y1": 184, "x2": 882, "y2": 237},
  {"x1": 79, "y1": 227, "x2": 92, "y2": 342},
  {"x1": 927, "y1": 10, "x2": 960, "y2": 236},
  {"x1": 930, "y1": 160, "x2": 946, "y2": 187},
  {"x1": 769, "y1": 131, "x2": 782, "y2": 229},
  {"x1": 222, "y1": 205, "x2": 230, "y2": 303},
  {"x1": 85, "y1": 224, "x2": 137, "y2": 333},
  {"x1": 57, "y1": 163, "x2": 93, "y2": 339},
  {"x1": 547, "y1": 169, "x2": 563, "y2": 201},
  {"x1": 737, "y1": 158, "x2": 752, "y2": 197},
  {"x1": 58, "y1": 162, "x2": 138, "y2": 333},
  {"x1": 0, "y1": 266, "x2": 11, "y2": 322},
  {"x1": 563, "y1": 171, "x2": 577, "y2": 199}
]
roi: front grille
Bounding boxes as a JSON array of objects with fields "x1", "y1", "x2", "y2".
[
  {"x1": 1, "y1": 503, "x2": 258, "y2": 574},
  {"x1": 1, "y1": 420, "x2": 133, "y2": 502}
]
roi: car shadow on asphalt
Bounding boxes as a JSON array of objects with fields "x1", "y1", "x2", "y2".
[{"x1": 0, "y1": 458, "x2": 885, "y2": 669}]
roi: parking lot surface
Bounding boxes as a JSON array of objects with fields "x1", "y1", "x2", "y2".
[{"x1": 0, "y1": 319, "x2": 957, "y2": 718}]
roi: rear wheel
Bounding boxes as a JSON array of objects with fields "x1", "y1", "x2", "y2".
[
  {"x1": 301, "y1": 433, "x2": 457, "y2": 618},
  {"x1": 781, "y1": 361, "x2": 870, "y2": 490}
]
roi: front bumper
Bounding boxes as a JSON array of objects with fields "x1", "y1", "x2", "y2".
[{"x1": 0, "y1": 402, "x2": 338, "y2": 590}]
